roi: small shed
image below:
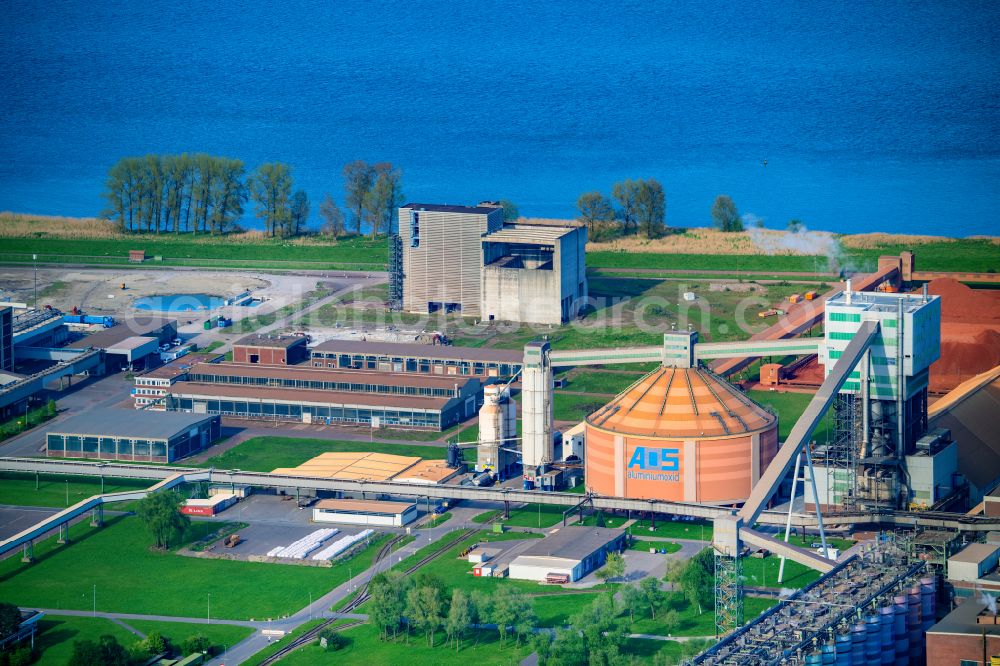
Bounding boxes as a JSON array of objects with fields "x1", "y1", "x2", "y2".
[{"x1": 128, "y1": 250, "x2": 146, "y2": 263}]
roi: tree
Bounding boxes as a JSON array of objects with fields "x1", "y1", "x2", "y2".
[
  {"x1": 405, "y1": 585, "x2": 444, "y2": 647},
  {"x1": 711, "y1": 195, "x2": 743, "y2": 232},
  {"x1": 488, "y1": 587, "x2": 519, "y2": 649},
  {"x1": 343, "y1": 160, "x2": 375, "y2": 235},
  {"x1": 508, "y1": 590, "x2": 535, "y2": 647},
  {"x1": 639, "y1": 576, "x2": 665, "y2": 620},
  {"x1": 182, "y1": 634, "x2": 211, "y2": 656},
  {"x1": 620, "y1": 584, "x2": 643, "y2": 623},
  {"x1": 70, "y1": 635, "x2": 128, "y2": 666},
  {"x1": 612, "y1": 179, "x2": 641, "y2": 235},
  {"x1": 46, "y1": 399, "x2": 56, "y2": 417},
  {"x1": 499, "y1": 199, "x2": 519, "y2": 223},
  {"x1": 368, "y1": 571, "x2": 410, "y2": 639},
  {"x1": 677, "y1": 549, "x2": 715, "y2": 614},
  {"x1": 249, "y1": 162, "x2": 293, "y2": 237},
  {"x1": 596, "y1": 551, "x2": 626, "y2": 583},
  {"x1": 135, "y1": 491, "x2": 189, "y2": 549},
  {"x1": 142, "y1": 631, "x2": 168, "y2": 656},
  {"x1": 577, "y1": 191, "x2": 616, "y2": 238},
  {"x1": 319, "y1": 193, "x2": 345, "y2": 237},
  {"x1": 363, "y1": 163, "x2": 403, "y2": 238},
  {"x1": 566, "y1": 591, "x2": 626, "y2": 665},
  {"x1": 661, "y1": 608, "x2": 681, "y2": 635},
  {"x1": 289, "y1": 190, "x2": 310, "y2": 237},
  {"x1": 635, "y1": 178, "x2": 666, "y2": 238},
  {"x1": 445, "y1": 588, "x2": 472, "y2": 650},
  {"x1": 787, "y1": 218, "x2": 804, "y2": 233},
  {"x1": 0, "y1": 602, "x2": 21, "y2": 642},
  {"x1": 547, "y1": 628, "x2": 586, "y2": 665}
]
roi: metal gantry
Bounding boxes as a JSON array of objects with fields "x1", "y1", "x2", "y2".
[
  {"x1": 714, "y1": 549, "x2": 743, "y2": 637},
  {"x1": 388, "y1": 233, "x2": 403, "y2": 311}
]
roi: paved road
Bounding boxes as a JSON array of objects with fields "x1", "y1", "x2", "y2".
[{"x1": 0, "y1": 373, "x2": 135, "y2": 458}]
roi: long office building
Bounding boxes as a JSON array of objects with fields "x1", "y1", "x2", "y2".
[
  {"x1": 310, "y1": 339, "x2": 522, "y2": 379},
  {"x1": 141, "y1": 359, "x2": 483, "y2": 430}
]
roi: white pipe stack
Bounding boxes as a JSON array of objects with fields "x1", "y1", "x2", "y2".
[
  {"x1": 311, "y1": 529, "x2": 375, "y2": 561},
  {"x1": 267, "y1": 528, "x2": 339, "y2": 559}
]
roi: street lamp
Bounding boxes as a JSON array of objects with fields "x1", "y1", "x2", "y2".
[
  {"x1": 207, "y1": 593, "x2": 211, "y2": 624},
  {"x1": 32, "y1": 254, "x2": 37, "y2": 308},
  {"x1": 93, "y1": 585, "x2": 96, "y2": 617}
]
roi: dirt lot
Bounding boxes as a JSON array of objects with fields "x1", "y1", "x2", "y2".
[{"x1": 0, "y1": 266, "x2": 329, "y2": 317}]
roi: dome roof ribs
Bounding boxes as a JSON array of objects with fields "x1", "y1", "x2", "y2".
[
  {"x1": 710, "y1": 411, "x2": 731, "y2": 435},
  {"x1": 628, "y1": 367, "x2": 666, "y2": 414},
  {"x1": 657, "y1": 367, "x2": 676, "y2": 416},
  {"x1": 683, "y1": 370, "x2": 699, "y2": 415}
]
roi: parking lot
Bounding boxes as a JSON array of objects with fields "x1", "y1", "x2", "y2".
[{"x1": 203, "y1": 521, "x2": 376, "y2": 559}]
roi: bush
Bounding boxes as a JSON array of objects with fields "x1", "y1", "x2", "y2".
[
  {"x1": 318, "y1": 628, "x2": 348, "y2": 651},
  {"x1": 182, "y1": 634, "x2": 212, "y2": 656}
]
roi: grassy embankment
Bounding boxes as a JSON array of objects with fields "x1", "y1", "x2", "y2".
[
  {"x1": 0, "y1": 472, "x2": 156, "y2": 508},
  {"x1": 0, "y1": 213, "x2": 386, "y2": 271},
  {"x1": 0, "y1": 516, "x2": 390, "y2": 620},
  {"x1": 0, "y1": 403, "x2": 57, "y2": 442}
]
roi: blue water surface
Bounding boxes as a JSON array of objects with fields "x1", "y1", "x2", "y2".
[
  {"x1": 134, "y1": 294, "x2": 225, "y2": 312},
  {"x1": 1, "y1": 0, "x2": 998, "y2": 236}
]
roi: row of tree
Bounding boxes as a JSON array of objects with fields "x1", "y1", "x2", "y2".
[
  {"x1": 69, "y1": 629, "x2": 214, "y2": 666},
  {"x1": 101, "y1": 156, "x2": 405, "y2": 239},
  {"x1": 368, "y1": 569, "x2": 536, "y2": 649},
  {"x1": 577, "y1": 178, "x2": 667, "y2": 241}
]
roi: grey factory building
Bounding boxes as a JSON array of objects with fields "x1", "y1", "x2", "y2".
[
  {"x1": 392, "y1": 203, "x2": 588, "y2": 325},
  {"x1": 507, "y1": 526, "x2": 627, "y2": 582},
  {"x1": 45, "y1": 408, "x2": 221, "y2": 463}
]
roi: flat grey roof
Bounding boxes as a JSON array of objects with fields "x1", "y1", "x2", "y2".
[
  {"x1": 928, "y1": 600, "x2": 1000, "y2": 636},
  {"x1": 48, "y1": 408, "x2": 216, "y2": 441},
  {"x1": 311, "y1": 339, "x2": 522, "y2": 364},
  {"x1": 234, "y1": 333, "x2": 307, "y2": 349},
  {"x1": 401, "y1": 203, "x2": 497, "y2": 215},
  {"x1": 949, "y1": 542, "x2": 1000, "y2": 564},
  {"x1": 187, "y1": 361, "x2": 478, "y2": 389},
  {"x1": 67, "y1": 317, "x2": 175, "y2": 350},
  {"x1": 519, "y1": 526, "x2": 626, "y2": 561},
  {"x1": 484, "y1": 224, "x2": 578, "y2": 244}
]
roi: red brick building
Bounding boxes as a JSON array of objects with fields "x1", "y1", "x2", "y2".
[
  {"x1": 926, "y1": 600, "x2": 1000, "y2": 665},
  {"x1": 232, "y1": 334, "x2": 308, "y2": 366}
]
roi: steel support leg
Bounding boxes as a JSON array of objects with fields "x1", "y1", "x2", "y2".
[
  {"x1": 778, "y1": 451, "x2": 803, "y2": 584},
  {"x1": 21, "y1": 540, "x2": 33, "y2": 563},
  {"x1": 90, "y1": 505, "x2": 104, "y2": 527},
  {"x1": 57, "y1": 523, "x2": 69, "y2": 544},
  {"x1": 503, "y1": 500, "x2": 510, "y2": 520}
]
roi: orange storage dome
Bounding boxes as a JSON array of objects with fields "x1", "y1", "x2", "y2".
[{"x1": 585, "y1": 366, "x2": 779, "y2": 504}]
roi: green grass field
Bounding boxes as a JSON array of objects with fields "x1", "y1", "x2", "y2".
[
  {"x1": 122, "y1": 619, "x2": 253, "y2": 654},
  {"x1": 0, "y1": 516, "x2": 389, "y2": 620},
  {"x1": 560, "y1": 369, "x2": 644, "y2": 395},
  {"x1": 0, "y1": 235, "x2": 387, "y2": 269},
  {"x1": 0, "y1": 472, "x2": 156, "y2": 508},
  {"x1": 276, "y1": 621, "x2": 532, "y2": 665},
  {"x1": 741, "y1": 554, "x2": 820, "y2": 589},
  {"x1": 629, "y1": 540, "x2": 682, "y2": 553},
  {"x1": 243, "y1": 618, "x2": 325, "y2": 666},
  {"x1": 748, "y1": 389, "x2": 833, "y2": 443},
  {"x1": 200, "y1": 436, "x2": 462, "y2": 472},
  {"x1": 628, "y1": 592, "x2": 776, "y2": 637},
  {"x1": 33, "y1": 616, "x2": 139, "y2": 665},
  {"x1": 531, "y1": 592, "x2": 601, "y2": 627},
  {"x1": 630, "y1": 518, "x2": 713, "y2": 541},
  {"x1": 587, "y1": 251, "x2": 829, "y2": 273},
  {"x1": 471, "y1": 504, "x2": 566, "y2": 529}
]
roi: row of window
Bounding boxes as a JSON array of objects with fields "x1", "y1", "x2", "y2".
[
  {"x1": 47, "y1": 434, "x2": 169, "y2": 458},
  {"x1": 185, "y1": 372, "x2": 458, "y2": 397},
  {"x1": 310, "y1": 353, "x2": 518, "y2": 376},
  {"x1": 169, "y1": 398, "x2": 442, "y2": 428}
]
